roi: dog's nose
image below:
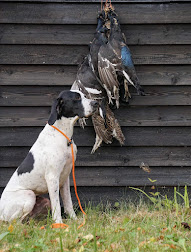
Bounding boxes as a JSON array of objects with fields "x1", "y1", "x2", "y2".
[{"x1": 91, "y1": 100, "x2": 98, "y2": 108}]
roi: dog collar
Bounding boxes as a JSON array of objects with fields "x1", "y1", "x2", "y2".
[{"x1": 67, "y1": 138, "x2": 73, "y2": 146}]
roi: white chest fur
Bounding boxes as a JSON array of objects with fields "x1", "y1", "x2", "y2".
[{"x1": 4, "y1": 117, "x2": 78, "y2": 195}]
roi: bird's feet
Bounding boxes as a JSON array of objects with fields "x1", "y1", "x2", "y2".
[{"x1": 79, "y1": 118, "x2": 87, "y2": 128}]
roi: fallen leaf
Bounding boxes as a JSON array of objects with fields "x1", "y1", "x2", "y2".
[
  {"x1": 23, "y1": 229, "x2": 29, "y2": 238},
  {"x1": 83, "y1": 234, "x2": 94, "y2": 241},
  {"x1": 64, "y1": 227, "x2": 69, "y2": 232},
  {"x1": 149, "y1": 237, "x2": 155, "y2": 242},
  {"x1": 79, "y1": 245, "x2": 84, "y2": 252},
  {"x1": 140, "y1": 162, "x2": 151, "y2": 173},
  {"x1": 161, "y1": 227, "x2": 168, "y2": 233},
  {"x1": 158, "y1": 235, "x2": 164, "y2": 240},
  {"x1": 50, "y1": 239, "x2": 58, "y2": 244},
  {"x1": 55, "y1": 238, "x2": 60, "y2": 243},
  {"x1": 97, "y1": 241, "x2": 101, "y2": 247},
  {"x1": 75, "y1": 238, "x2": 81, "y2": 244},
  {"x1": 170, "y1": 244, "x2": 177, "y2": 249},
  {"x1": 162, "y1": 244, "x2": 170, "y2": 248},
  {"x1": 110, "y1": 243, "x2": 119, "y2": 250},
  {"x1": 8, "y1": 224, "x2": 14, "y2": 233},
  {"x1": 119, "y1": 228, "x2": 125, "y2": 232},
  {"x1": 121, "y1": 236, "x2": 126, "y2": 241},
  {"x1": 96, "y1": 235, "x2": 101, "y2": 240},
  {"x1": 139, "y1": 241, "x2": 147, "y2": 247},
  {"x1": 173, "y1": 225, "x2": 177, "y2": 230},
  {"x1": 148, "y1": 178, "x2": 157, "y2": 183},
  {"x1": 181, "y1": 222, "x2": 190, "y2": 230}
]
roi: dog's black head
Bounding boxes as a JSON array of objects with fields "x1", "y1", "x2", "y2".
[{"x1": 48, "y1": 90, "x2": 98, "y2": 125}]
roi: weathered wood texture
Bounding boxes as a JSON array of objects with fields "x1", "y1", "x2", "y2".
[
  {"x1": 1, "y1": 45, "x2": 191, "y2": 65},
  {"x1": 1, "y1": 65, "x2": 191, "y2": 86},
  {"x1": 1, "y1": 2, "x2": 191, "y2": 24},
  {"x1": 1, "y1": 106, "x2": 191, "y2": 127},
  {"x1": 1, "y1": 127, "x2": 191, "y2": 147},
  {"x1": 0, "y1": 0, "x2": 191, "y2": 201},
  {"x1": 1, "y1": 86, "x2": 191, "y2": 106},
  {"x1": 0, "y1": 167, "x2": 190, "y2": 187},
  {"x1": 1, "y1": 24, "x2": 191, "y2": 45},
  {"x1": 0, "y1": 186, "x2": 190, "y2": 207},
  {"x1": 1, "y1": 146, "x2": 191, "y2": 167}
]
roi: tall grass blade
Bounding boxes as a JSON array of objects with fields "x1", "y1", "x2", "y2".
[
  {"x1": 59, "y1": 233, "x2": 64, "y2": 252},
  {"x1": 184, "y1": 185, "x2": 189, "y2": 208},
  {"x1": 174, "y1": 187, "x2": 178, "y2": 215},
  {"x1": 0, "y1": 232, "x2": 9, "y2": 241},
  {"x1": 129, "y1": 187, "x2": 156, "y2": 204}
]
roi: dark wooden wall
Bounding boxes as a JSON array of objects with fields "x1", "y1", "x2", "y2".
[{"x1": 0, "y1": 0, "x2": 191, "y2": 203}]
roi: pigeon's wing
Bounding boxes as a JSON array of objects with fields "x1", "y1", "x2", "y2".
[
  {"x1": 121, "y1": 45, "x2": 144, "y2": 95},
  {"x1": 121, "y1": 45, "x2": 135, "y2": 69},
  {"x1": 71, "y1": 80, "x2": 80, "y2": 91},
  {"x1": 98, "y1": 48, "x2": 120, "y2": 105}
]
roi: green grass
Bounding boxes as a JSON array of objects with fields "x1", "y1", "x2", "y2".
[{"x1": 0, "y1": 199, "x2": 191, "y2": 252}]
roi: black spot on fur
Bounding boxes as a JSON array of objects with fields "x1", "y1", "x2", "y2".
[
  {"x1": 17, "y1": 152, "x2": 34, "y2": 175},
  {"x1": 48, "y1": 91, "x2": 85, "y2": 125}
]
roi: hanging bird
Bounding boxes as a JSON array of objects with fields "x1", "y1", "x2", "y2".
[
  {"x1": 88, "y1": 11, "x2": 108, "y2": 76},
  {"x1": 71, "y1": 12, "x2": 125, "y2": 153},
  {"x1": 72, "y1": 11, "x2": 108, "y2": 128},
  {"x1": 71, "y1": 55, "x2": 125, "y2": 153},
  {"x1": 98, "y1": 6, "x2": 144, "y2": 108}
]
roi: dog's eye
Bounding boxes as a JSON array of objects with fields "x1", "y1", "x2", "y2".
[{"x1": 75, "y1": 95, "x2": 81, "y2": 100}]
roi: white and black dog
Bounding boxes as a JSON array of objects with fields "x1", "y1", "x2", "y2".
[{"x1": 0, "y1": 90, "x2": 98, "y2": 223}]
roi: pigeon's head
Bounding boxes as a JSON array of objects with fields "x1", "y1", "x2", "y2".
[
  {"x1": 96, "y1": 11, "x2": 109, "y2": 34},
  {"x1": 98, "y1": 10, "x2": 106, "y2": 20},
  {"x1": 104, "y1": 2, "x2": 115, "y2": 13}
]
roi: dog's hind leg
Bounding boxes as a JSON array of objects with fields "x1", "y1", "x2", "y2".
[
  {"x1": 29, "y1": 196, "x2": 51, "y2": 219},
  {"x1": 60, "y1": 177, "x2": 76, "y2": 220},
  {"x1": 0, "y1": 190, "x2": 36, "y2": 222}
]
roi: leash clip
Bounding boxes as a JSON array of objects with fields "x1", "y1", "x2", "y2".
[{"x1": 67, "y1": 138, "x2": 73, "y2": 146}]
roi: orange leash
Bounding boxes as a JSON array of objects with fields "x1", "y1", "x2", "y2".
[{"x1": 42, "y1": 124, "x2": 86, "y2": 230}]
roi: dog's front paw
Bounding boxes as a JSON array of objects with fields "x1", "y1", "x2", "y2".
[{"x1": 69, "y1": 211, "x2": 77, "y2": 220}]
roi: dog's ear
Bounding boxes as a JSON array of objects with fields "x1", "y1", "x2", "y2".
[{"x1": 48, "y1": 98, "x2": 63, "y2": 125}]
